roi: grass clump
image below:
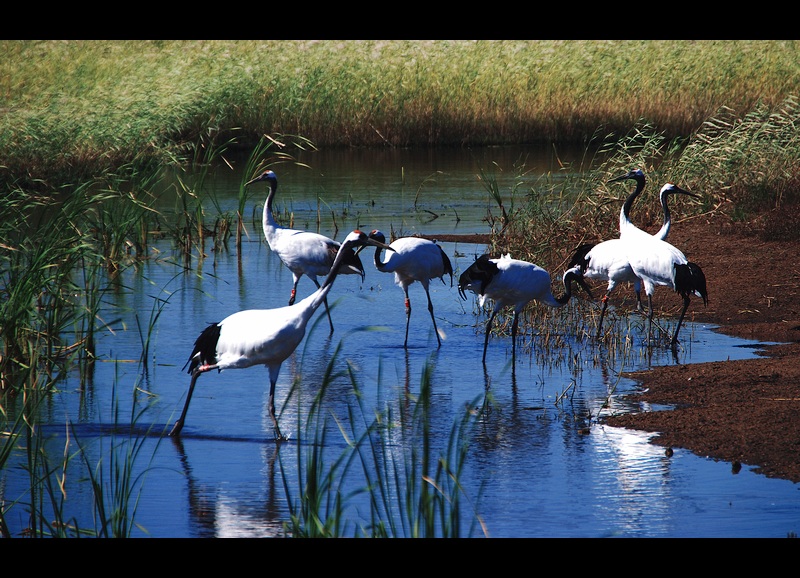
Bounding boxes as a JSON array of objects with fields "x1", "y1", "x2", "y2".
[{"x1": 280, "y1": 333, "x2": 485, "y2": 538}]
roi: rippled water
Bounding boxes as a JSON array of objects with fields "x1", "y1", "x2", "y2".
[{"x1": 3, "y1": 146, "x2": 798, "y2": 538}]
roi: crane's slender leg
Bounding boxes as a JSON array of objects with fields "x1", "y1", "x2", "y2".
[
  {"x1": 267, "y1": 379, "x2": 285, "y2": 442},
  {"x1": 597, "y1": 294, "x2": 610, "y2": 339},
  {"x1": 311, "y1": 278, "x2": 334, "y2": 333},
  {"x1": 511, "y1": 312, "x2": 520, "y2": 363},
  {"x1": 424, "y1": 286, "x2": 442, "y2": 347},
  {"x1": 671, "y1": 295, "x2": 691, "y2": 348},
  {"x1": 403, "y1": 288, "x2": 412, "y2": 348},
  {"x1": 634, "y1": 279, "x2": 644, "y2": 312},
  {"x1": 483, "y1": 310, "x2": 499, "y2": 364},
  {"x1": 288, "y1": 275, "x2": 301, "y2": 306},
  {"x1": 170, "y1": 364, "x2": 217, "y2": 437},
  {"x1": 646, "y1": 294, "x2": 655, "y2": 346}
]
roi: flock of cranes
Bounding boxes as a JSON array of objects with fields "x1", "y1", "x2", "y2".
[{"x1": 171, "y1": 168, "x2": 708, "y2": 439}]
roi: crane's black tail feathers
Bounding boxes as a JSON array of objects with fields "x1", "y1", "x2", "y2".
[
  {"x1": 675, "y1": 262, "x2": 708, "y2": 305},
  {"x1": 567, "y1": 243, "x2": 596, "y2": 273},
  {"x1": 183, "y1": 322, "x2": 221, "y2": 374},
  {"x1": 457, "y1": 254, "x2": 499, "y2": 300},
  {"x1": 439, "y1": 245, "x2": 454, "y2": 287}
]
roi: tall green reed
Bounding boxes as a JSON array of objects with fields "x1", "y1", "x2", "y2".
[
  {"x1": 0, "y1": 184, "x2": 97, "y2": 392},
  {"x1": 279, "y1": 327, "x2": 485, "y2": 538},
  {"x1": 6, "y1": 41, "x2": 797, "y2": 187},
  {"x1": 76, "y1": 377, "x2": 164, "y2": 538},
  {"x1": 674, "y1": 94, "x2": 800, "y2": 227}
]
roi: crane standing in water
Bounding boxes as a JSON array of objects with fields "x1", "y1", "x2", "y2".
[
  {"x1": 458, "y1": 254, "x2": 593, "y2": 364},
  {"x1": 170, "y1": 229, "x2": 394, "y2": 440},
  {"x1": 245, "y1": 170, "x2": 366, "y2": 333},
  {"x1": 358, "y1": 229, "x2": 453, "y2": 348}
]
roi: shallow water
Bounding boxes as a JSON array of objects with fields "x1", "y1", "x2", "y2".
[{"x1": 2, "y1": 146, "x2": 798, "y2": 538}]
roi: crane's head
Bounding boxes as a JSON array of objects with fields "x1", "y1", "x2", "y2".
[
  {"x1": 245, "y1": 169, "x2": 277, "y2": 187},
  {"x1": 563, "y1": 266, "x2": 594, "y2": 300},
  {"x1": 368, "y1": 229, "x2": 387, "y2": 245},
  {"x1": 660, "y1": 183, "x2": 699, "y2": 199},
  {"x1": 354, "y1": 229, "x2": 389, "y2": 255},
  {"x1": 608, "y1": 168, "x2": 646, "y2": 185},
  {"x1": 342, "y1": 229, "x2": 394, "y2": 254},
  {"x1": 457, "y1": 254, "x2": 498, "y2": 301}
]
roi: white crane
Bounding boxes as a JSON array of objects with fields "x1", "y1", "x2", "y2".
[
  {"x1": 569, "y1": 182, "x2": 699, "y2": 337},
  {"x1": 245, "y1": 169, "x2": 365, "y2": 333},
  {"x1": 357, "y1": 229, "x2": 453, "y2": 348},
  {"x1": 169, "y1": 229, "x2": 395, "y2": 440},
  {"x1": 624, "y1": 223, "x2": 708, "y2": 348},
  {"x1": 458, "y1": 254, "x2": 593, "y2": 363}
]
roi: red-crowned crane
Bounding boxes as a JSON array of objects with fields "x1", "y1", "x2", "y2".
[
  {"x1": 245, "y1": 169, "x2": 365, "y2": 333},
  {"x1": 170, "y1": 229, "x2": 395, "y2": 441},
  {"x1": 569, "y1": 182, "x2": 699, "y2": 337},
  {"x1": 458, "y1": 254, "x2": 593, "y2": 364},
  {"x1": 357, "y1": 229, "x2": 453, "y2": 348},
  {"x1": 624, "y1": 227, "x2": 708, "y2": 348}
]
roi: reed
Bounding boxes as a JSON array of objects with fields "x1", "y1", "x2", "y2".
[
  {"x1": 280, "y1": 328, "x2": 485, "y2": 538},
  {"x1": 2, "y1": 40, "x2": 798, "y2": 188},
  {"x1": 76, "y1": 380, "x2": 163, "y2": 538},
  {"x1": 1, "y1": 185, "x2": 95, "y2": 392},
  {"x1": 674, "y1": 95, "x2": 800, "y2": 231},
  {"x1": 168, "y1": 135, "x2": 233, "y2": 263},
  {"x1": 0, "y1": 364, "x2": 162, "y2": 537}
]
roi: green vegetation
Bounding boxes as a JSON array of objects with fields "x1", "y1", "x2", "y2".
[
  {"x1": 282, "y1": 333, "x2": 484, "y2": 537},
  {"x1": 2, "y1": 39, "x2": 800, "y2": 537},
  {"x1": 2, "y1": 40, "x2": 799, "y2": 187}
]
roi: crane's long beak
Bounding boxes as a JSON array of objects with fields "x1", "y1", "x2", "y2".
[
  {"x1": 576, "y1": 275, "x2": 594, "y2": 299},
  {"x1": 355, "y1": 241, "x2": 395, "y2": 255},
  {"x1": 607, "y1": 172, "x2": 630, "y2": 184},
  {"x1": 245, "y1": 175, "x2": 263, "y2": 187},
  {"x1": 363, "y1": 238, "x2": 395, "y2": 252},
  {"x1": 674, "y1": 186, "x2": 699, "y2": 199}
]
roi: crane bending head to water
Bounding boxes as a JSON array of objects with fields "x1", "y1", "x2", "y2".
[{"x1": 458, "y1": 254, "x2": 593, "y2": 364}]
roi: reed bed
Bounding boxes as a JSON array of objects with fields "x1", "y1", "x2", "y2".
[{"x1": 2, "y1": 40, "x2": 799, "y2": 189}]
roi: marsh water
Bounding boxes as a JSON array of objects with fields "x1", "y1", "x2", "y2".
[{"x1": 3, "y1": 145, "x2": 799, "y2": 538}]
